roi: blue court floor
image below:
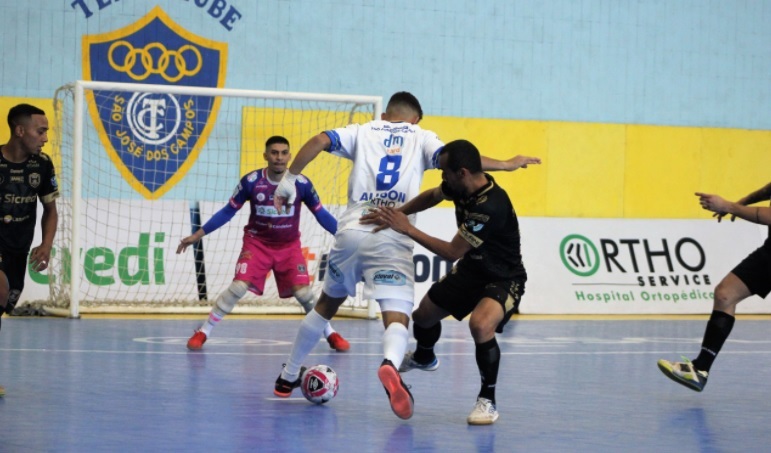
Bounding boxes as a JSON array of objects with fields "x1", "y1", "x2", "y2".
[{"x1": 1, "y1": 315, "x2": 770, "y2": 452}]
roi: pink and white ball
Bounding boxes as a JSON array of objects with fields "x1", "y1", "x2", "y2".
[{"x1": 301, "y1": 365, "x2": 339, "y2": 404}]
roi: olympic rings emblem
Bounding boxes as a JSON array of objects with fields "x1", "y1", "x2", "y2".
[{"x1": 108, "y1": 41, "x2": 203, "y2": 83}]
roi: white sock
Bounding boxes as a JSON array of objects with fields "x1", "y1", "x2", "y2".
[
  {"x1": 282, "y1": 309, "x2": 329, "y2": 381},
  {"x1": 200, "y1": 281, "x2": 247, "y2": 336},
  {"x1": 200, "y1": 307, "x2": 226, "y2": 336},
  {"x1": 383, "y1": 323, "x2": 409, "y2": 370}
]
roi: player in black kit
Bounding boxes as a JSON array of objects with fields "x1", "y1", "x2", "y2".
[
  {"x1": 0, "y1": 104, "x2": 60, "y2": 396},
  {"x1": 363, "y1": 139, "x2": 536, "y2": 425},
  {"x1": 658, "y1": 183, "x2": 771, "y2": 392}
]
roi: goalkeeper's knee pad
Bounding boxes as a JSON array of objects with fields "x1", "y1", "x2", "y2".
[
  {"x1": 294, "y1": 286, "x2": 315, "y2": 313},
  {"x1": 215, "y1": 280, "x2": 249, "y2": 314}
]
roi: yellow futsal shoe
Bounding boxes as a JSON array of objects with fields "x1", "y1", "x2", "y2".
[{"x1": 657, "y1": 357, "x2": 708, "y2": 392}]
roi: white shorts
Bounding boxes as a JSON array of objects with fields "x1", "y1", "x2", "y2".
[{"x1": 323, "y1": 229, "x2": 415, "y2": 313}]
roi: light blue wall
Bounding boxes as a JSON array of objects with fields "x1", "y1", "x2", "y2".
[{"x1": 2, "y1": 0, "x2": 770, "y2": 129}]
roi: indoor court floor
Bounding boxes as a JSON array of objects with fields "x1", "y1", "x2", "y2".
[{"x1": 1, "y1": 314, "x2": 770, "y2": 452}]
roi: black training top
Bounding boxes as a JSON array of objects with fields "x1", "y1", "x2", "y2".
[
  {"x1": 441, "y1": 174, "x2": 527, "y2": 281},
  {"x1": 0, "y1": 149, "x2": 59, "y2": 252}
]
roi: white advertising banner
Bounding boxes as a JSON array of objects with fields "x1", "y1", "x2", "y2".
[
  {"x1": 411, "y1": 212, "x2": 769, "y2": 314},
  {"x1": 20, "y1": 203, "x2": 769, "y2": 314},
  {"x1": 20, "y1": 200, "x2": 199, "y2": 303}
]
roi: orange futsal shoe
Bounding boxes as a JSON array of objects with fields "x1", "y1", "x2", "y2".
[
  {"x1": 326, "y1": 332, "x2": 350, "y2": 352},
  {"x1": 187, "y1": 330, "x2": 207, "y2": 350},
  {"x1": 378, "y1": 359, "x2": 414, "y2": 420}
]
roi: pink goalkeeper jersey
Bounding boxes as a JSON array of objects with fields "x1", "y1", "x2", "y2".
[{"x1": 229, "y1": 168, "x2": 323, "y2": 246}]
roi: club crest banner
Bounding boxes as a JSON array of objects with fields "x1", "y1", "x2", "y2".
[{"x1": 82, "y1": 6, "x2": 227, "y2": 199}]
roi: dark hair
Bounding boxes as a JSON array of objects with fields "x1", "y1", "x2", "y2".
[
  {"x1": 8, "y1": 104, "x2": 45, "y2": 130},
  {"x1": 439, "y1": 139, "x2": 482, "y2": 173},
  {"x1": 265, "y1": 135, "x2": 289, "y2": 148},
  {"x1": 386, "y1": 92, "x2": 423, "y2": 122}
]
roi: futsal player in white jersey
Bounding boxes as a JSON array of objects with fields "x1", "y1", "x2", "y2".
[{"x1": 272, "y1": 92, "x2": 541, "y2": 419}]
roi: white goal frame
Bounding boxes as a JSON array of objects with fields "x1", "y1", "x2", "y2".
[{"x1": 51, "y1": 80, "x2": 382, "y2": 319}]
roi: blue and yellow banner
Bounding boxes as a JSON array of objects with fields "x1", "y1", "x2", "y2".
[{"x1": 82, "y1": 6, "x2": 227, "y2": 199}]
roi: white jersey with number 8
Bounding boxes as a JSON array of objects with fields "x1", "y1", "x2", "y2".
[{"x1": 323, "y1": 120, "x2": 444, "y2": 241}]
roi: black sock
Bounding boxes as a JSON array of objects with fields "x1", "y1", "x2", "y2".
[
  {"x1": 412, "y1": 322, "x2": 441, "y2": 363},
  {"x1": 475, "y1": 338, "x2": 500, "y2": 404},
  {"x1": 692, "y1": 310, "x2": 735, "y2": 373}
]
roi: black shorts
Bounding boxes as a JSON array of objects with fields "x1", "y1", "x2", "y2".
[
  {"x1": 731, "y1": 245, "x2": 771, "y2": 298},
  {"x1": 0, "y1": 249, "x2": 28, "y2": 314},
  {"x1": 427, "y1": 265, "x2": 526, "y2": 334}
]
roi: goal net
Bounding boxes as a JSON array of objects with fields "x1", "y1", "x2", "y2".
[{"x1": 48, "y1": 81, "x2": 381, "y2": 317}]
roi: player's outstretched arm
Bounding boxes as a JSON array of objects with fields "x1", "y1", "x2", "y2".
[
  {"x1": 360, "y1": 186, "x2": 444, "y2": 231},
  {"x1": 481, "y1": 155, "x2": 542, "y2": 172},
  {"x1": 177, "y1": 203, "x2": 239, "y2": 253},
  {"x1": 311, "y1": 206, "x2": 338, "y2": 235},
  {"x1": 711, "y1": 182, "x2": 771, "y2": 222},
  {"x1": 739, "y1": 182, "x2": 771, "y2": 205},
  {"x1": 375, "y1": 207, "x2": 472, "y2": 261},
  {"x1": 177, "y1": 229, "x2": 205, "y2": 254},
  {"x1": 400, "y1": 186, "x2": 445, "y2": 216},
  {"x1": 696, "y1": 192, "x2": 771, "y2": 226},
  {"x1": 275, "y1": 133, "x2": 332, "y2": 213}
]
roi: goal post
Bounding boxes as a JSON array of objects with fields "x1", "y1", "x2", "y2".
[{"x1": 49, "y1": 80, "x2": 382, "y2": 318}]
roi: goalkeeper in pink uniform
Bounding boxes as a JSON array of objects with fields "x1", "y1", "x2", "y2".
[{"x1": 177, "y1": 136, "x2": 349, "y2": 352}]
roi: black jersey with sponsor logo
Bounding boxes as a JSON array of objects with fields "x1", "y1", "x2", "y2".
[
  {"x1": 0, "y1": 150, "x2": 59, "y2": 252},
  {"x1": 441, "y1": 174, "x2": 526, "y2": 281}
]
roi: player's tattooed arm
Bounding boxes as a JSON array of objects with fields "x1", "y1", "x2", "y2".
[{"x1": 739, "y1": 182, "x2": 771, "y2": 205}]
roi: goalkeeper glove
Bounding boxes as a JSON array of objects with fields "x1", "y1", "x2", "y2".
[{"x1": 274, "y1": 171, "x2": 299, "y2": 213}]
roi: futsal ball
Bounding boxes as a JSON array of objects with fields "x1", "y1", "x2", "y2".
[{"x1": 301, "y1": 364, "x2": 339, "y2": 404}]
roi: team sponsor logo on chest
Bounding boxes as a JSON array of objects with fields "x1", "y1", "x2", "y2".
[
  {"x1": 28, "y1": 173, "x2": 41, "y2": 188},
  {"x1": 464, "y1": 219, "x2": 485, "y2": 233}
]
